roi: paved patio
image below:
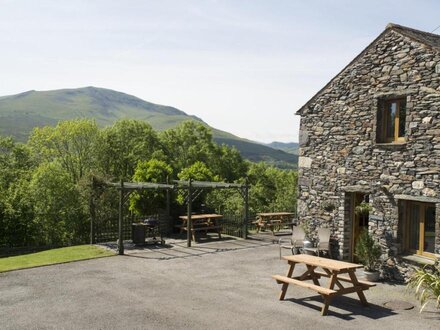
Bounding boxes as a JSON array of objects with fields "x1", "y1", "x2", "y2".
[{"x1": 0, "y1": 237, "x2": 438, "y2": 329}]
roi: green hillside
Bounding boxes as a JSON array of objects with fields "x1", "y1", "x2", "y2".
[
  {"x1": 267, "y1": 141, "x2": 299, "y2": 155},
  {"x1": 0, "y1": 87, "x2": 297, "y2": 167}
]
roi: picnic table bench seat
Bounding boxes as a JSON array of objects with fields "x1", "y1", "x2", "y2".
[
  {"x1": 272, "y1": 275, "x2": 337, "y2": 296},
  {"x1": 311, "y1": 270, "x2": 376, "y2": 287}
]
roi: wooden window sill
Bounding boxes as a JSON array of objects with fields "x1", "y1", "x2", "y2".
[{"x1": 375, "y1": 142, "x2": 407, "y2": 147}]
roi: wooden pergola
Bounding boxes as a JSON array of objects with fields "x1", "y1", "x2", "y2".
[
  {"x1": 107, "y1": 180, "x2": 174, "y2": 255},
  {"x1": 103, "y1": 179, "x2": 249, "y2": 254},
  {"x1": 173, "y1": 179, "x2": 249, "y2": 248}
]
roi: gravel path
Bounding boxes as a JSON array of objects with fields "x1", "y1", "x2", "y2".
[{"x1": 1, "y1": 238, "x2": 438, "y2": 329}]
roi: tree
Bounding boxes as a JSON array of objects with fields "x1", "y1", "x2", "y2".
[
  {"x1": 129, "y1": 159, "x2": 173, "y2": 216},
  {"x1": 208, "y1": 162, "x2": 297, "y2": 216},
  {"x1": 28, "y1": 162, "x2": 88, "y2": 245},
  {"x1": 0, "y1": 136, "x2": 34, "y2": 190},
  {"x1": 160, "y1": 121, "x2": 217, "y2": 173},
  {"x1": 98, "y1": 119, "x2": 161, "y2": 180},
  {"x1": 0, "y1": 137, "x2": 37, "y2": 247},
  {"x1": 211, "y1": 145, "x2": 248, "y2": 182},
  {"x1": 0, "y1": 177, "x2": 37, "y2": 247},
  {"x1": 28, "y1": 119, "x2": 99, "y2": 183}
]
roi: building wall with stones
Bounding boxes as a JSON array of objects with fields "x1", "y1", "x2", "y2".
[{"x1": 297, "y1": 26, "x2": 440, "y2": 279}]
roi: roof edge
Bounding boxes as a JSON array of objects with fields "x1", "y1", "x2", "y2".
[{"x1": 295, "y1": 23, "x2": 440, "y2": 116}]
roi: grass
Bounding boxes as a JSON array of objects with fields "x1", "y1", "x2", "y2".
[{"x1": 0, "y1": 245, "x2": 115, "y2": 273}]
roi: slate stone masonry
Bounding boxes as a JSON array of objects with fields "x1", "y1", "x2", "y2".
[{"x1": 296, "y1": 24, "x2": 440, "y2": 280}]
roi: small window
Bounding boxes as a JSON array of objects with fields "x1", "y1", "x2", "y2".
[{"x1": 376, "y1": 98, "x2": 407, "y2": 143}]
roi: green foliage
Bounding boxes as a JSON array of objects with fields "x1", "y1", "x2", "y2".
[
  {"x1": 0, "y1": 118, "x2": 298, "y2": 248},
  {"x1": 0, "y1": 136, "x2": 34, "y2": 190},
  {"x1": 28, "y1": 119, "x2": 99, "y2": 183},
  {"x1": 0, "y1": 178, "x2": 38, "y2": 247},
  {"x1": 355, "y1": 201, "x2": 373, "y2": 215},
  {"x1": 28, "y1": 162, "x2": 87, "y2": 245},
  {"x1": 161, "y1": 121, "x2": 216, "y2": 173},
  {"x1": 210, "y1": 145, "x2": 248, "y2": 182},
  {"x1": 98, "y1": 119, "x2": 161, "y2": 180},
  {"x1": 408, "y1": 261, "x2": 440, "y2": 312},
  {"x1": 129, "y1": 159, "x2": 172, "y2": 215},
  {"x1": 178, "y1": 161, "x2": 217, "y2": 182},
  {"x1": 0, "y1": 138, "x2": 37, "y2": 247},
  {"x1": 207, "y1": 162, "x2": 297, "y2": 217},
  {"x1": 247, "y1": 162, "x2": 297, "y2": 214},
  {"x1": 355, "y1": 229, "x2": 382, "y2": 272},
  {"x1": 177, "y1": 161, "x2": 219, "y2": 208}
]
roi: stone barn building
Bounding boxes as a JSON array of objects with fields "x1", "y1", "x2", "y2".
[{"x1": 296, "y1": 23, "x2": 440, "y2": 278}]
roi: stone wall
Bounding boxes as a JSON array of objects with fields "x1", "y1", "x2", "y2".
[{"x1": 297, "y1": 28, "x2": 440, "y2": 278}]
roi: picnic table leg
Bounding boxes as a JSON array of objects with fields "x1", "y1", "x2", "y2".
[
  {"x1": 348, "y1": 270, "x2": 368, "y2": 306},
  {"x1": 320, "y1": 270, "x2": 339, "y2": 316},
  {"x1": 217, "y1": 218, "x2": 222, "y2": 239},
  {"x1": 321, "y1": 296, "x2": 331, "y2": 316},
  {"x1": 279, "y1": 262, "x2": 296, "y2": 300},
  {"x1": 307, "y1": 265, "x2": 320, "y2": 286}
]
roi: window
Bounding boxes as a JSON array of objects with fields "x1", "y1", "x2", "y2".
[
  {"x1": 376, "y1": 98, "x2": 407, "y2": 143},
  {"x1": 402, "y1": 201, "x2": 436, "y2": 258}
]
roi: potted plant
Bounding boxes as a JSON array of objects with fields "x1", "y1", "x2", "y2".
[
  {"x1": 322, "y1": 201, "x2": 336, "y2": 212},
  {"x1": 300, "y1": 219, "x2": 315, "y2": 254},
  {"x1": 354, "y1": 201, "x2": 373, "y2": 215},
  {"x1": 355, "y1": 229, "x2": 382, "y2": 281}
]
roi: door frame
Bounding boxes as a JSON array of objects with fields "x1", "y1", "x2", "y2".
[{"x1": 349, "y1": 192, "x2": 368, "y2": 262}]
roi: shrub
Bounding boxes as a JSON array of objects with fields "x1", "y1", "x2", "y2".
[
  {"x1": 355, "y1": 229, "x2": 381, "y2": 272},
  {"x1": 408, "y1": 261, "x2": 440, "y2": 312}
]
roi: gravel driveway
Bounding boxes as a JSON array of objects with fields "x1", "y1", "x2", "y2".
[{"x1": 1, "y1": 238, "x2": 438, "y2": 329}]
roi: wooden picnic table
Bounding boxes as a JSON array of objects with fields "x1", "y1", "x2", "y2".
[
  {"x1": 178, "y1": 214, "x2": 223, "y2": 242},
  {"x1": 254, "y1": 212, "x2": 294, "y2": 234},
  {"x1": 272, "y1": 254, "x2": 376, "y2": 315}
]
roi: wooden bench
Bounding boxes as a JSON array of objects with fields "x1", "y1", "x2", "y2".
[
  {"x1": 175, "y1": 224, "x2": 222, "y2": 231},
  {"x1": 312, "y1": 270, "x2": 376, "y2": 287},
  {"x1": 178, "y1": 214, "x2": 223, "y2": 241},
  {"x1": 190, "y1": 225, "x2": 222, "y2": 232},
  {"x1": 254, "y1": 212, "x2": 293, "y2": 234},
  {"x1": 272, "y1": 275, "x2": 337, "y2": 296}
]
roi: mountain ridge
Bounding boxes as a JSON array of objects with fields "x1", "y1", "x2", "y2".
[{"x1": 0, "y1": 86, "x2": 297, "y2": 167}]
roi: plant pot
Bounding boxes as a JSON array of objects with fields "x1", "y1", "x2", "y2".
[
  {"x1": 363, "y1": 270, "x2": 380, "y2": 282},
  {"x1": 303, "y1": 239, "x2": 313, "y2": 249}
]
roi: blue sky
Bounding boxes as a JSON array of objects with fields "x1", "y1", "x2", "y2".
[{"x1": 1, "y1": 0, "x2": 440, "y2": 142}]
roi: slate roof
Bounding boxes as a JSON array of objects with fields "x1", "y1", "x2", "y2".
[
  {"x1": 389, "y1": 23, "x2": 440, "y2": 50},
  {"x1": 296, "y1": 23, "x2": 440, "y2": 115}
]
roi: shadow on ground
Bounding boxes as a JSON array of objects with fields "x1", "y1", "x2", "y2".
[
  {"x1": 285, "y1": 295, "x2": 397, "y2": 320},
  {"x1": 101, "y1": 235, "x2": 273, "y2": 261}
]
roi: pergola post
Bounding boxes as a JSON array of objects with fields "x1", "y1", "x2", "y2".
[
  {"x1": 187, "y1": 178, "x2": 193, "y2": 247},
  {"x1": 90, "y1": 177, "x2": 96, "y2": 244},
  {"x1": 166, "y1": 175, "x2": 171, "y2": 216},
  {"x1": 243, "y1": 178, "x2": 249, "y2": 239},
  {"x1": 118, "y1": 179, "x2": 124, "y2": 255}
]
